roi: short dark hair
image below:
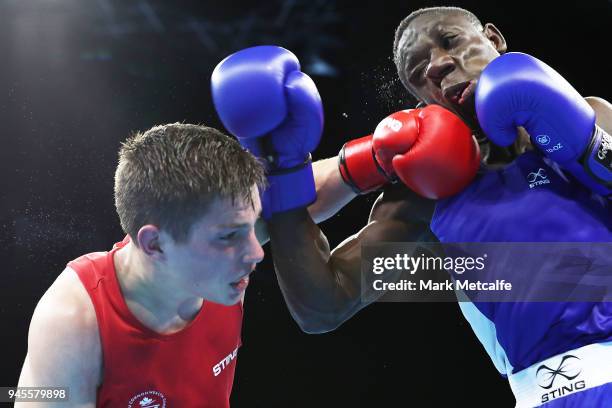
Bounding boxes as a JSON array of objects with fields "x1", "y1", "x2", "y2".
[
  {"x1": 393, "y1": 7, "x2": 483, "y2": 93},
  {"x1": 114, "y1": 123, "x2": 265, "y2": 245}
]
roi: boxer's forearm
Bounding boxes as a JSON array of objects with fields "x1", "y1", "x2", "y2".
[{"x1": 309, "y1": 157, "x2": 357, "y2": 223}]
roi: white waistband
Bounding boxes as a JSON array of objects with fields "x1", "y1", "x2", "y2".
[{"x1": 508, "y1": 341, "x2": 612, "y2": 407}]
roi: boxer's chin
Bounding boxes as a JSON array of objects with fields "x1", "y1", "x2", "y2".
[
  {"x1": 462, "y1": 97, "x2": 480, "y2": 133},
  {"x1": 447, "y1": 94, "x2": 479, "y2": 135}
]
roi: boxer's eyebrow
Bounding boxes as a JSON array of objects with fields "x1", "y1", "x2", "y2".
[
  {"x1": 216, "y1": 211, "x2": 261, "y2": 230},
  {"x1": 436, "y1": 25, "x2": 463, "y2": 36},
  {"x1": 217, "y1": 223, "x2": 250, "y2": 230}
]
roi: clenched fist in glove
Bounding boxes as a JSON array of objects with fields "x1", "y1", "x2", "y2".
[
  {"x1": 339, "y1": 105, "x2": 481, "y2": 199},
  {"x1": 212, "y1": 46, "x2": 324, "y2": 218}
]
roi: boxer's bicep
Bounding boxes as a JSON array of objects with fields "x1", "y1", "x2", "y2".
[
  {"x1": 329, "y1": 216, "x2": 428, "y2": 300},
  {"x1": 327, "y1": 186, "x2": 433, "y2": 319}
]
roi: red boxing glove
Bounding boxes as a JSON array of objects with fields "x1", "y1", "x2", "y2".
[
  {"x1": 374, "y1": 105, "x2": 480, "y2": 199},
  {"x1": 339, "y1": 105, "x2": 480, "y2": 198}
]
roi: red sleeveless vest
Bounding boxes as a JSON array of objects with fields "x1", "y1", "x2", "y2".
[{"x1": 68, "y1": 237, "x2": 242, "y2": 407}]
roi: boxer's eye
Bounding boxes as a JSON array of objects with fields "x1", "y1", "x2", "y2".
[
  {"x1": 441, "y1": 35, "x2": 457, "y2": 49},
  {"x1": 219, "y1": 231, "x2": 239, "y2": 241}
]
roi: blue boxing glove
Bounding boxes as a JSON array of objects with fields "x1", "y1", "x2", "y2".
[
  {"x1": 211, "y1": 46, "x2": 324, "y2": 218},
  {"x1": 476, "y1": 52, "x2": 612, "y2": 197}
]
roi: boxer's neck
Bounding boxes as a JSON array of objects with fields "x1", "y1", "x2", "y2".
[{"x1": 113, "y1": 241, "x2": 203, "y2": 334}]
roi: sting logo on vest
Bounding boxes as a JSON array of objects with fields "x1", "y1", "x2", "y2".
[
  {"x1": 127, "y1": 390, "x2": 167, "y2": 408},
  {"x1": 526, "y1": 168, "x2": 551, "y2": 189},
  {"x1": 536, "y1": 355, "x2": 585, "y2": 403},
  {"x1": 213, "y1": 346, "x2": 239, "y2": 376}
]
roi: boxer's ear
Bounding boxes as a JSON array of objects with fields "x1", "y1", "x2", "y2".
[
  {"x1": 137, "y1": 225, "x2": 165, "y2": 260},
  {"x1": 483, "y1": 23, "x2": 507, "y2": 54}
]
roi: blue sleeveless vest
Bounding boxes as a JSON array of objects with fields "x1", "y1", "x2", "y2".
[{"x1": 431, "y1": 150, "x2": 611, "y2": 374}]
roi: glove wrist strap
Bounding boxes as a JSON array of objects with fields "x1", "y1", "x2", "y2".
[
  {"x1": 263, "y1": 156, "x2": 316, "y2": 220},
  {"x1": 568, "y1": 124, "x2": 612, "y2": 198},
  {"x1": 338, "y1": 135, "x2": 393, "y2": 194}
]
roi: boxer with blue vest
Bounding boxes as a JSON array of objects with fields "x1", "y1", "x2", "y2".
[{"x1": 212, "y1": 7, "x2": 611, "y2": 407}]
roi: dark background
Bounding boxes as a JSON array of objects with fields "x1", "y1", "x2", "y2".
[{"x1": 1, "y1": 0, "x2": 610, "y2": 406}]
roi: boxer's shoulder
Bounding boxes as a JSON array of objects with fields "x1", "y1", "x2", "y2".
[
  {"x1": 25, "y1": 268, "x2": 102, "y2": 384},
  {"x1": 584, "y1": 96, "x2": 611, "y2": 110},
  {"x1": 585, "y1": 96, "x2": 612, "y2": 133},
  {"x1": 34, "y1": 267, "x2": 99, "y2": 332},
  {"x1": 369, "y1": 182, "x2": 435, "y2": 225}
]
